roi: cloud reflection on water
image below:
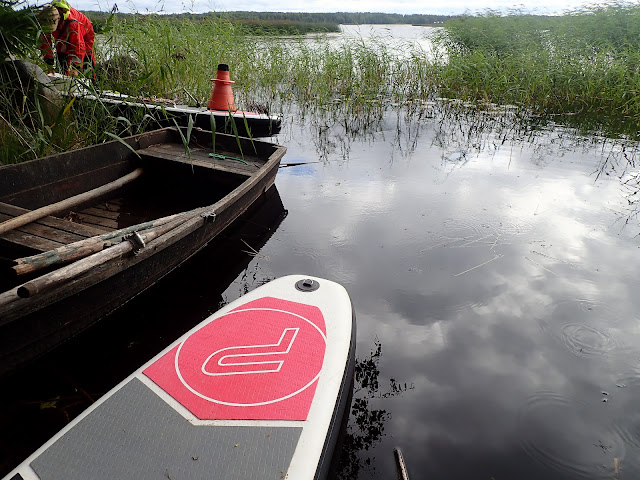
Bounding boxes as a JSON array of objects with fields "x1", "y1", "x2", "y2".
[{"x1": 265, "y1": 103, "x2": 640, "y2": 479}]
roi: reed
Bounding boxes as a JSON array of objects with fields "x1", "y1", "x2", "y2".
[
  {"x1": 433, "y1": 2, "x2": 640, "y2": 121},
  {"x1": 98, "y1": 17, "x2": 432, "y2": 110},
  {"x1": 1, "y1": 11, "x2": 437, "y2": 163},
  {"x1": 4, "y1": 3, "x2": 640, "y2": 164}
]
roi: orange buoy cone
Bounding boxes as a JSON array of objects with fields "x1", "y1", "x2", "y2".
[{"x1": 207, "y1": 63, "x2": 237, "y2": 111}]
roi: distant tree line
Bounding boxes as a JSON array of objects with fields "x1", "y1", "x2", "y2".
[
  {"x1": 87, "y1": 11, "x2": 454, "y2": 35},
  {"x1": 210, "y1": 11, "x2": 453, "y2": 25}
]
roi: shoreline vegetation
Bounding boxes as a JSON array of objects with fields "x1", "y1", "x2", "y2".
[
  {"x1": 1, "y1": 1, "x2": 640, "y2": 164},
  {"x1": 87, "y1": 11, "x2": 453, "y2": 35}
]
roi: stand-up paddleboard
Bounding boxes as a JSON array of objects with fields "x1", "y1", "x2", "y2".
[{"x1": 4, "y1": 275, "x2": 355, "y2": 480}]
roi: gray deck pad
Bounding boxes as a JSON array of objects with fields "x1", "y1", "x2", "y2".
[{"x1": 30, "y1": 378, "x2": 301, "y2": 480}]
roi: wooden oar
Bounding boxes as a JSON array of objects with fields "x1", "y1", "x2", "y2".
[
  {"x1": 0, "y1": 167, "x2": 143, "y2": 237},
  {"x1": 16, "y1": 213, "x2": 205, "y2": 299},
  {"x1": 11, "y1": 205, "x2": 212, "y2": 276}
]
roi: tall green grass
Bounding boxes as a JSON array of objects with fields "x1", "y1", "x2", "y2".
[
  {"x1": 4, "y1": 3, "x2": 640, "y2": 164},
  {"x1": 97, "y1": 16, "x2": 436, "y2": 110},
  {"x1": 434, "y1": 2, "x2": 640, "y2": 122}
]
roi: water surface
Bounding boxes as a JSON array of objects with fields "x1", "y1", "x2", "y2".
[
  {"x1": 271, "y1": 106, "x2": 640, "y2": 479},
  {"x1": 2, "y1": 27, "x2": 640, "y2": 480}
]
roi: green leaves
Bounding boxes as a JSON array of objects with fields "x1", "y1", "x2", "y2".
[
  {"x1": 173, "y1": 114, "x2": 194, "y2": 172},
  {"x1": 105, "y1": 131, "x2": 141, "y2": 159},
  {"x1": 436, "y1": 3, "x2": 640, "y2": 118},
  {"x1": 0, "y1": 0, "x2": 39, "y2": 59}
]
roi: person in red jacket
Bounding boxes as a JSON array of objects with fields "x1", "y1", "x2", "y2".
[{"x1": 38, "y1": 0, "x2": 95, "y2": 76}]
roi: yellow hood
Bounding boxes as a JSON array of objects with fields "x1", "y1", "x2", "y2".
[{"x1": 50, "y1": 0, "x2": 71, "y2": 20}]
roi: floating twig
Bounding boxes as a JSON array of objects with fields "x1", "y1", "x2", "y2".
[
  {"x1": 530, "y1": 250, "x2": 577, "y2": 268},
  {"x1": 458, "y1": 234, "x2": 495, "y2": 248},
  {"x1": 524, "y1": 256, "x2": 558, "y2": 276},
  {"x1": 454, "y1": 254, "x2": 503, "y2": 276},
  {"x1": 420, "y1": 235, "x2": 475, "y2": 252},
  {"x1": 279, "y1": 161, "x2": 321, "y2": 168},
  {"x1": 240, "y1": 239, "x2": 269, "y2": 260}
]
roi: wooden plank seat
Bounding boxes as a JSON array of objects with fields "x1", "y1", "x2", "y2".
[
  {"x1": 0, "y1": 202, "x2": 111, "y2": 254},
  {"x1": 73, "y1": 212, "x2": 119, "y2": 230},
  {"x1": 138, "y1": 142, "x2": 262, "y2": 177}
]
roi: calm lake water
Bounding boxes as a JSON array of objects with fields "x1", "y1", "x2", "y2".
[
  {"x1": 300, "y1": 23, "x2": 441, "y2": 60},
  {"x1": 2, "y1": 26, "x2": 640, "y2": 480}
]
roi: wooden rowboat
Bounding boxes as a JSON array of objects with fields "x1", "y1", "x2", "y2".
[{"x1": 0, "y1": 127, "x2": 286, "y2": 379}]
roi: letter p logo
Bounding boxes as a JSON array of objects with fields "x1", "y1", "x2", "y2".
[{"x1": 201, "y1": 328, "x2": 299, "y2": 376}]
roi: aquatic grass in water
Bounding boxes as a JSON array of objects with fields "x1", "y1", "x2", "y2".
[
  {"x1": 101, "y1": 4, "x2": 640, "y2": 125},
  {"x1": 434, "y1": 2, "x2": 640, "y2": 121},
  {"x1": 4, "y1": 4, "x2": 640, "y2": 163},
  {"x1": 104, "y1": 7, "x2": 640, "y2": 131}
]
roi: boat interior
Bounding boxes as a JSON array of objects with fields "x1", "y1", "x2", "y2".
[{"x1": 0, "y1": 131, "x2": 273, "y2": 291}]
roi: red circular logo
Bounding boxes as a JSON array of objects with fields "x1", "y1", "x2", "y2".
[
  {"x1": 144, "y1": 297, "x2": 327, "y2": 420},
  {"x1": 176, "y1": 307, "x2": 326, "y2": 405}
]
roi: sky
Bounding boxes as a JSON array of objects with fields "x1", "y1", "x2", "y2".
[{"x1": 69, "y1": 0, "x2": 608, "y2": 16}]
